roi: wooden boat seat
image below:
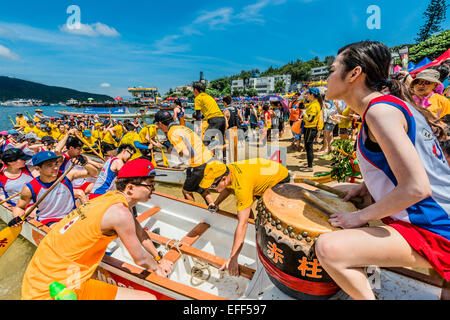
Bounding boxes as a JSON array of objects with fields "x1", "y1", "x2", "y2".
[
  {"x1": 145, "y1": 224, "x2": 256, "y2": 281},
  {"x1": 136, "y1": 206, "x2": 161, "y2": 223}
]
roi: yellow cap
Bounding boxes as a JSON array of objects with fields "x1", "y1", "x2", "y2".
[
  {"x1": 95, "y1": 122, "x2": 102, "y2": 127},
  {"x1": 199, "y1": 161, "x2": 228, "y2": 189}
]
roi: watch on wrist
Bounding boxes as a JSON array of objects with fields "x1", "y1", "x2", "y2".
[{"x1": 154, "y1": 255, "x2": 161, "y2": 262}]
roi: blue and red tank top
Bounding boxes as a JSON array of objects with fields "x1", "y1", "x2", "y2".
[{"x1": 357, "y1": 95, "x2": 450, "y2": 240}]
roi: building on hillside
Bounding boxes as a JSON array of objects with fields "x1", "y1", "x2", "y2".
[
  {"x1": 231, "y1": 74, "x2": 291, "y2": 95},
  {"x1": 174, "y1": 85, "x2": 193, "y2": 95},
  {"x1": 310, "y1": 66, "x2": 329, "y2": 81}
]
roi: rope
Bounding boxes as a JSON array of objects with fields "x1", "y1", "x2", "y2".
[{"x1": 190, "y1": 258, "x2": 211, "y2": 287}]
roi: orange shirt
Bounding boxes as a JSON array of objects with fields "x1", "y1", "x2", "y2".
[
  {"x1": 289, "y1": 104, "x2": 300, "y2": 122},
  {"x1": 21, "y1": 192, "x2": 127, "y2": 300}
]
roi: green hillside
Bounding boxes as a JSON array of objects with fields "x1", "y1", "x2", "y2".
[{"x1": 0, "y1": 76, "x2": 114, "y2": 103}]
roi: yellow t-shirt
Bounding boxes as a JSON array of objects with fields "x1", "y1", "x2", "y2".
[
  {"x1": 52, "y1": 129, "x2": 63, "y2": 141},
  {"x1": 119, "y1": 131, "x2": 142, "y2": 160},
  {"x1": 303, "y1": 100, "x2": 321, "y2": 128},
  {"x1": 21, "y1": 192, "x2": 124, "y2": 300},
  {"x1": 194, "y1": 92, "x2": 224, "y2": 120},
  {"x1": 114, "y1": 125, "x2": 124, "y2": 139},
  {"x1": 227, "y1": 158, "x2": 289, "y2": 211},
  {"x1": 338, "y1": 107, "x2": 352, "y2": 129},
  {"x1": 15, "y1": 116, "x2": 28, "y2": 128},
  {"x1": 32, "y1": 127, "x2": 46, "y2": 139},
  {"x1": 428, "y1": 93, "x2": 450, "y2": 119},
  {"x1": 139, "y1": 125, "x2": 157, "y2": 144},
  {"x1": 168, "y1": 125, "x2": 212, "y2": 167},
  {"x1": 92, "y1": 130, "x2": 104, "y2": 141},
  {"x1": 24, "y1": 126, "x2": 34, "y2": 134},
  {"x1": 103, "y1": 131, "x2": 117, "y2": 146}
]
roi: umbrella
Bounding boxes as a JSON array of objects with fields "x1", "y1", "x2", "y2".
[
  {"x1": 410, "y1": 49, "x2": 450, "y2": 76},
  {"x1": 261, "y1": 95, "x2": 289, "y2": 112},
  {"x1": 115, "y1": 96, "x2": 123, "y2": 100}
]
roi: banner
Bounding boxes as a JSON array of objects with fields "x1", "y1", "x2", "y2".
[{"x1": 398, "y1": 46, "x2": 409, "y2": 71}]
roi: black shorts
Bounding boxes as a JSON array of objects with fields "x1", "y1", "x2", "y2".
[
  {"x1": 183, "y1": 162, "x2": 208, "y2": 193},
  {"x1": 204, "y1": 117, "x2": 226, "y2": 146},
  {"x1": 339, "y1": 127, "x2": 352, "y2": 135}
]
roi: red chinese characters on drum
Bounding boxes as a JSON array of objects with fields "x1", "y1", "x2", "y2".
[{"x1": 255, "y1": 183, "x2": 357, "y2": 300}]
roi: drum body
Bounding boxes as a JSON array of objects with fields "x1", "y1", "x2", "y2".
[{"x1": 255, "y1": 183, "x2": 357, "y2": 300}]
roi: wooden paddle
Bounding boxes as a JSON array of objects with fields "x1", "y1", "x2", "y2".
[
  {"x1": 302, "y1": 179, "x2": 363, "y2": 204},
  {"x1": 8, "y1": 116, "x2": 16, "y2": 127},
  {"x1": 155, "y1": 136, "x2": 169, "y2": 167},
  {"x1": 0, "y1": 162, "x2": 77, "y2": 258},
  {"x1": 0, "y1": 192, "x2": 22, "y2": 207},
  {"x1": 74, "y1": 132, "x2": 105, "y2": 161},
  {"x1": 150, "y1": 149, "x2": 157, "y2": 168}
]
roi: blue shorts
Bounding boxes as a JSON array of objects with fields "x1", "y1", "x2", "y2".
[{"x1": 293, "y1": 133, "x2": 301, "y2": 141}]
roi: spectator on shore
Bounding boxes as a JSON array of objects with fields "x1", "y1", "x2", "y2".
[{"x1": 412, "y1": 69, "x2": 450, "y2": 119}]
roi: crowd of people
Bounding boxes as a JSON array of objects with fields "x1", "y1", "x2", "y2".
[{"x1": 1, "y1": 40, "x2": 449, "y2": 300}]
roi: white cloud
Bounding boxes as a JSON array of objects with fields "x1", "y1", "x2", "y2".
[
  {"x1": 194, "y1": 7, "x2": 234, "y2": 29},
  {"x1": 60, "y1": 22, "x2": 120, "y2": 37},
  {"x1": 100, "y1": 83, "x2": 111, "y2": 87},
  {"x1": 0, "y1": 45, "x2": 19, "y2": 61}
]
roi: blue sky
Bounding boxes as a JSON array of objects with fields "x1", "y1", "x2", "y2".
[{"x1": 0, "y1": 0, "x2": 448, "y2": 98}]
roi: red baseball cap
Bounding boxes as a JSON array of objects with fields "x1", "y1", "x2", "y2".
[{"x1": 117, "y1": 159, "x2": 166, "y2": 179}]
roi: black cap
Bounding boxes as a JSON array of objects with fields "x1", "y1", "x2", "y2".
[
  {"x1": 42, "y1": 136, "x2": 57, "y2": 144},
  {"x1": 1, "y1": 148, "x2": 32, "y2": 163},
  {"x1": 153, "y1": 110, "x2": 173, "y2": 125}
]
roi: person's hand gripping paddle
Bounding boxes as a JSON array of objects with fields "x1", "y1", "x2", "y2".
[{"x1": 0, "y1": 162, "x2": 77, "y2": 258}]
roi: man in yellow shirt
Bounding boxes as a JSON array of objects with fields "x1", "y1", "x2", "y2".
[
  {"x1": 23, "y1": 120, "x2": 35, "y2": 134},
  {"x1": 301, "y1": 88, "x2": 322, "y2": 172},
  {"x1": 15, "y1": 112, "x2": 28, "y2": 128},
  {"x1": 199, "y1": 158, "x2": 290, "y2": 276},
  {"x1": 154, "y1": 110, "x2": 216, "y2": 205},
  {"x1": 32, "y1": 122, "x2": 47, "y2": 139},
  {"x1": 193, "y1": 81, "x2": 226, "y2": 147},
  {"x1": 114, "y1": 121, "x2": 124, "y2": 139},
  {"x1": 119, "y1": 123, "x2": 148, "y2": 161}
]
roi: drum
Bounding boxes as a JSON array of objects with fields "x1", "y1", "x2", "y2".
[{"x1": 255, "y1": 183, "x2": 358, "y2": 300}]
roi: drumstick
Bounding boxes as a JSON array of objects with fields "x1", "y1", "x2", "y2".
[
  {"x1": 300, "y1": 189, "x2": 339, "y2": 216},
  {"x1": 302, "y1": 179, "x2": 363, "y2": 204}
]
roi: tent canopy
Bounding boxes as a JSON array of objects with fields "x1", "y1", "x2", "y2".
[{"x1": 410, "y1": 49, "x2": 450, "y2": 76}]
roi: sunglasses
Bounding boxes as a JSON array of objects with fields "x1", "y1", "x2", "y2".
[
  {"x1": 414, "y1": 80, "x2": 432, "y2": 86},
  {"x1": 135, "y1": 183, "x2": 155, "y2": 191},
  {"x1": 210, "y1": 178, "x2": 223, "y2": 189}
]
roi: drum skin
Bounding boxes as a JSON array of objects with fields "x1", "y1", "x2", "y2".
[{"x1": 255, "y1": 183, "x2": 358, "y2": 300}]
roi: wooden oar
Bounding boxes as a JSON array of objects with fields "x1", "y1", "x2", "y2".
[
  {"x1": 0, "y1": 192, "x2": 21, "y2": 206},
  {"x1": 156, "y1": 136, "x2": 169, "y2": 167},
  {"x1": 302, "y1": 179, "x2": 363, "y2": 204},
  {"x1": 0, "y1": 162, "x2": 77, "y2": 258},
  {"x1": 150, "y1": 149, "x2": 157, "y2": 168},
  {"x1": 8, "y1": 116, "x2": 16, "y2": 127},
  {"x1": 74, "y1": 132, "x2": 105, "y2": 161},
  {"x1": 26, "y1": 111, "x2": 34, "y2": 122}
]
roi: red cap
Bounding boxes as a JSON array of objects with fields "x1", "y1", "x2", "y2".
[{"x1": 117, "y1": 159, "x2": 161, "y2": 179}]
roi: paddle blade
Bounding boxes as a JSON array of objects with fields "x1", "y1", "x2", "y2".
[
  {"x1": 0, "y1": 225, "x2": 22, "y2": 258},
  {"x1": 162, "y1": 154, "x2": 169, "y2": 167}
]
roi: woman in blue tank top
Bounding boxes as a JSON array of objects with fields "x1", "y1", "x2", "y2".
[
  {"x1": 314, "y1": 41, "x2": 450, "y2": 300},
  {"x1": 173, "y1": 98, "x2": 185, "y2": 126}
]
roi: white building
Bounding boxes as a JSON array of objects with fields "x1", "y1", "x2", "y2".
[
  {"x1": 310, "y1": 66, "x2": 329, "y2": 81},
  {"x1": 231, "y1": 74, "x2": 291, "y2": 95},
  {"x1": 174, "y1": 85, "x2": 193, "y2": 95}
]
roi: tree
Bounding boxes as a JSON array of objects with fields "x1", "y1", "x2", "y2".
[
  {"x1": 246, "y1": 88, "x2": 259, "y2": 97},
  {"x1": 274, "y1": 79, "x2": 286, "y2": 93},
  {"x1": 416, "y1": 0, "x2": 448, "y2": 43}
]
